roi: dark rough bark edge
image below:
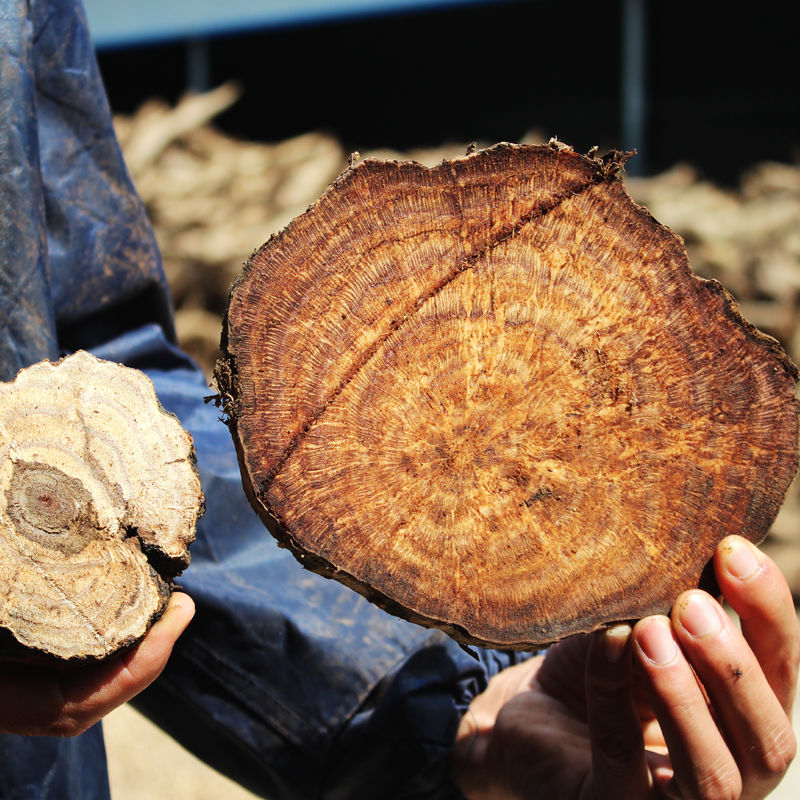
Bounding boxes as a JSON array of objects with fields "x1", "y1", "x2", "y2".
[{"x1": 217, "y1": 142, "x2": 800, "y2": 650}]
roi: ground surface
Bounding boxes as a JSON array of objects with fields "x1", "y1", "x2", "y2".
[{"x1": 105, "y1": 703, "x2": 258, "y2": 800}]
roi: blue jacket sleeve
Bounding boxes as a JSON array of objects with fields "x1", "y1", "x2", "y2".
[{"x1": 0, "y1": 2, "x2": 528, "y2": 798}]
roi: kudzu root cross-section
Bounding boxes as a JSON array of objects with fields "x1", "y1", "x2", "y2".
[
  {"x1": 218, "y1": 142, "x2": 799, "y2": 650},
  {"x1": 0, "y1": 351, "x2": 203, "y2": 661}
]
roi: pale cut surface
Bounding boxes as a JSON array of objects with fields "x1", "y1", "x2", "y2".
[
  {"x1": 219, "y1": 142, "x2": 800, "y2": 649},
  {"x1": 0, "y1": 351, "x2": 202, "y2": 660}
]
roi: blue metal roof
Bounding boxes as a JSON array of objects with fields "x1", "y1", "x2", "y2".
[{"x1": 82, "y1": 0, "x2": 493, "y2": 49}]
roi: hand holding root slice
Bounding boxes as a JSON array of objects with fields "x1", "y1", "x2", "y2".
[
  {"x1": 0, "y1": 352, "x2": 202, "y2": 661},
  {"x1": 219, "y1": 142, "x2": 799, "y2": 651}
]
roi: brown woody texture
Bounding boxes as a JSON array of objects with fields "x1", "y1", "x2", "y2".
[
  {"x1": 219, "y1": 142, "x2": 799, "y2": 649},
  {"x1": 0, "y1": 352, "x2": 202, "y2": 660}
]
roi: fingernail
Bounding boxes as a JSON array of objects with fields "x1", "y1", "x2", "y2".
[
  {"x1": 603, "y1": 624, "x2": 631, "y2": 663},
  {"x1": 678, "y1": 593, "x2": 722, "y2": 638},
  {"x1": 725, "y1": 538, "x2": 760, "y2": 580},
  {"x1": 637, "y1": 617, "x2": 678, "y2": 665}
]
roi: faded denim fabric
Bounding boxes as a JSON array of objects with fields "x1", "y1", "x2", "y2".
[{"x1": 0, "y1": 2, "x2": 526, "y2": 798}]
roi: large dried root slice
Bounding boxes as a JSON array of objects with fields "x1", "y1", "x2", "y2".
[
  {"x1": 0, "y1": 351, "x2": 202, "y2": 661},
  {"x1": 218, "y1": 142, "x2": 799, "y2": 650}
]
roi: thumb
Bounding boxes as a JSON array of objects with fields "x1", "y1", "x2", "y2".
[
  {"x1": 60, "y1": 592, "x2": 195, "y2": 729},
  {"x1": 582, "y1": 625, "x2": 650, "y2": 800}
]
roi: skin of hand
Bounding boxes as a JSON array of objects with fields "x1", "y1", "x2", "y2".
[
  {"x1": 0, "y1": 592, "x2": 194, "y2": 737},
  {"x1": 452, "y1": 536, "x2": 799, "y2": 799}
]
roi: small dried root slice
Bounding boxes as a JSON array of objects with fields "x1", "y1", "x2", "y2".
[
  {"x1": 0, "y1": 351, "x2": 203, "y2": 661},
  {"x1": 219, "y1": 142, "x2": 799, "y2": 650}
]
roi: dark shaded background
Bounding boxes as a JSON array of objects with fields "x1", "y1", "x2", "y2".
[{"x1": 96, "y1": 0, "x2": 798, "y2": 184}]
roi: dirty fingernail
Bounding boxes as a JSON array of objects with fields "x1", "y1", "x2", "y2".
[
  {"x1": 725, "y1": 538, "x2": 760, "y2": 580},
  {"x1": 678, "y1": 593, "x2": 722, "y2": 638},
  {"x1": 603, "y1": 624, "x2": 632, "y2": 663},
  {"x1": 637, "y1": 617, "x2": 678, "y2": 665}
]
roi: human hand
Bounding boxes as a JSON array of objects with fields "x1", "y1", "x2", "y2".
[
  {"x1": 451, "y1": 535, "x2": 799, "y2": 799},
  {"x1": 0, "y1": 592, "x2": 194, "y2": 737}
]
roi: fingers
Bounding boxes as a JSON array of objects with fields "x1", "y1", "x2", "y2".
[
  {"x1": 634, "y1": 582, "x2": 797, "y2": 800},
  {"x1": 714, "y1": 535, "x2": 800, "y2": 712},
  {"x1": 56, "y1": 592, "x2": 195, "y2": 736},
  {"x1": 536, "y1": 634, "x2": 592, "y2": 720},
  {"x1": 583, "y1": 625, "x2": 651, "y2": 799},
  {"x1": 634, "y1": 614, "x2": 741, "y2": 799},
  {"x1": 672, "y1": 590, "x2": 796, "y2": 795}
]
